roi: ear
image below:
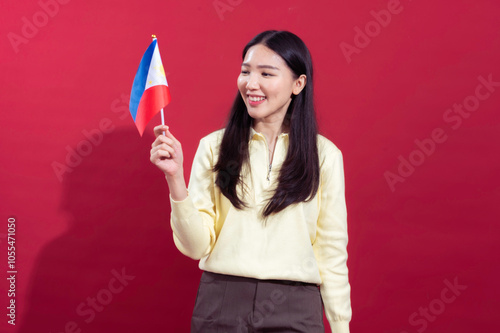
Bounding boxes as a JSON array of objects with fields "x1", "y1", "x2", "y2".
[{"x1": 292, "y1": 74, "x2": 307, "y2": 95}]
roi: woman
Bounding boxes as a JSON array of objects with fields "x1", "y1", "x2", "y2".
[{"x1": 150, "y1": 30, "x2": 351, "y2": 333}]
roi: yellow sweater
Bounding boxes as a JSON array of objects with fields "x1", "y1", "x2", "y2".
[{"x1": 170, "y1": 128, "x2": 351, "y2": 333}]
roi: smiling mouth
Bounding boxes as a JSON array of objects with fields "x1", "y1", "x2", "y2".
[
  {"x1": 248, "y1": 96, "x2": 266, "y2": 102},
  {"x1": 247, "y1": 95, "x2": 267, "y2": 107}
]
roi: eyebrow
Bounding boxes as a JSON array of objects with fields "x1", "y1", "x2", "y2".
[{"x1": 241, "y1": 63, "x2": 280, "y2": 70}]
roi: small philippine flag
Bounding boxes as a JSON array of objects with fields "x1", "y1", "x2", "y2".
[{"x1": 129, "y1": 37, "x2": 171, "y2": 136}]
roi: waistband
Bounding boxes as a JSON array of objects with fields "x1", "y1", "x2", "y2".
[{"x1": 202, "y1": 271, "x2": 319, "y2": 287}]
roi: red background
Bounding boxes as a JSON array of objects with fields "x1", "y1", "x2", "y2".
[{"x1": 1, "y1": 0, "x2": 499, "y2": 332}]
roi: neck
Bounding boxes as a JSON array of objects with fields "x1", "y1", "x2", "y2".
[{"x1": 252, "y1": 118, "x2": 287, "y2": 146}]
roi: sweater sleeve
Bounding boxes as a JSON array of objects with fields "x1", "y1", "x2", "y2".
[
  {"x1": 169, "y1": 136, "x2": 217, "y2": 260},
  {"x1": 313, "y1": 143, "x2": 352, "y2": 333}
]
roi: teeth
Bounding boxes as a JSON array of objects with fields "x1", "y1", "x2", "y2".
[{"x1": 249, "y1": 96, "x2": 266, "y2": 102}]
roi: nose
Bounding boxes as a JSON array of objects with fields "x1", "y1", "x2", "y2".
[{"x1": 246, "y1": 74, "x2": 259, "y2": 90}]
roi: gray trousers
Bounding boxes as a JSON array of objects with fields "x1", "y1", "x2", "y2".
[{"x1": 191, "y1": 271, "x2": 325, "y2": 333}]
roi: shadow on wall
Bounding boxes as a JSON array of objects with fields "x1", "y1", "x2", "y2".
[{"x1": 18, "y1": 128, "x2": 200, "y2": 333}]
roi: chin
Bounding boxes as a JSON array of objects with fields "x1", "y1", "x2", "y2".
[{"x1": 246, "y1": 107, "x2": 267, "y2": 120}]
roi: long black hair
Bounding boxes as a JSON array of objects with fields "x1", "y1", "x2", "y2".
[{"x1": 213, "y1": 30, "x2": 320, "y2": 217}]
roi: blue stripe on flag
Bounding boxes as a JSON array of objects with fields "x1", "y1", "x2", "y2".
[{"x1": 129, "y1": 39, "x2": 157, "y2": 121}]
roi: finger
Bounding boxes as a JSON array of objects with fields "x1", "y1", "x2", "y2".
[
  {"x1": 151, "y1": 150, "x2": 168, "y2": 163},
  {"x1": 153, "y1": 125, "x2": 169, "y2": 137},
  {"x1": 158, "y1": 135, "x2": 174, "y2": 146},
  {"x1": 158, "y1": 143, "x2": 176, "y2": 157},
  {"x1": 153, "y1": 124, "x2": 168, "y2": 136},
  {"x1": 151, "y1": 135, "x2": 174, "y2": 148},
  {"x1": 151, "y1": 142, "x2": 176, "y2": 157},
  {"x1": 151, "y1": 148, "x2": 172, "y2": 160}
]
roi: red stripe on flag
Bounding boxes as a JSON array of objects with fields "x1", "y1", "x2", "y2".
[{"x1": 135, "y1": 85, "x2": 171, "y2": 136}]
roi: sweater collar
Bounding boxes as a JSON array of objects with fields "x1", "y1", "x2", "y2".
[{"x1": 250, "y1": 126, "x2": 289, "y2": 142}]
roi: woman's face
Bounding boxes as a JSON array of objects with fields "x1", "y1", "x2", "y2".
[{"x1": 237, "y1": 44, "x2": 305, "y2": 125}]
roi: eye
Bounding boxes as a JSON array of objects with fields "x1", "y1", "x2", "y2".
[
  {"x1": 262, "y1": 72, "x2": 273, "y2": 77},
  {"x1": 240, "y1": 70, "x2": 249, "y2": 75}
]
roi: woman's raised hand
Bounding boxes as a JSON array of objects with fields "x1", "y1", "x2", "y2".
[{"x1": 150, "y1": 125, "x2": 184, "y2": 178}]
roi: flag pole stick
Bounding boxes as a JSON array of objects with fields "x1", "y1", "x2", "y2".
[{"x1": 161, "y1": 108, "x2": 166, "y2": 136}]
